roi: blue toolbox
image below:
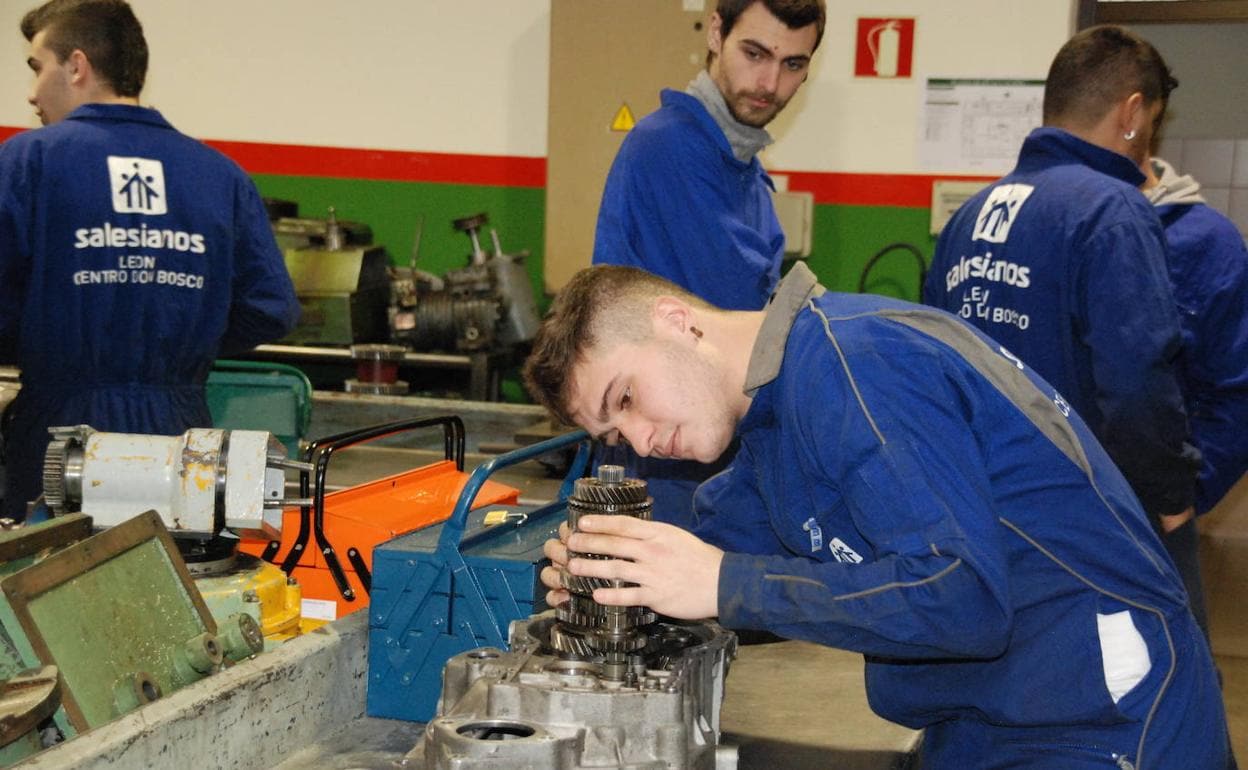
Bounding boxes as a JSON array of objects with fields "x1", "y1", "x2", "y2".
[{"x1": 366, "y1": 430, "x2": 589, "y2": 722}]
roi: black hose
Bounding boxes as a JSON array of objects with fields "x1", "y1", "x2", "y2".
[{"x1": 857, "y1": 242, "x2": 928, "y2": 297}]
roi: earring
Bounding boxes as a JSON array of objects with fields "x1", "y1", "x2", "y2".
[
  {"x1": 1124, "y1": 129, "x2": 1137, "y2": 141},
  {"x1": 690, "y1": 326, "x2": 703, "y2": 339}
]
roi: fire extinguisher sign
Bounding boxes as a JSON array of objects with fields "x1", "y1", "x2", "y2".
[{"x1": 854, "y1": 17, "x2": 915, "y2": 78}]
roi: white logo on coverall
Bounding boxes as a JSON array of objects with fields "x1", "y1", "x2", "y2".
[
  {"x1": 69, "y1": 157, "x2": 205, "y2": 288},
  {"x1": 972, "y1": 183, "x2": 1033, "y2": 243},
  {"x1": 803, "y1": 519, "x2": 863, "y2": 563},
  {"x1": 108, "y1": 156, "x2": 167, "y2": 214},
  {"x1": 828, "y1": 538, "x2": 863, "y2": 564}
]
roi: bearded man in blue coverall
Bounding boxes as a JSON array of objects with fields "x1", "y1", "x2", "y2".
[
  {"x1": 523, "y1": 262, "x2": 1231, "y2": 769},
  {"x1": 921, "y1": 27, "x2": 1209, "y2": 636},
  {"x1": 592, "y1": 0, "x2": 825, "y2": 528},
  {"x1": 0, "y1": 0, "x2": 299, "y2": 519}
]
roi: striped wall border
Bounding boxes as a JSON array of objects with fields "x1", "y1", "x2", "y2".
[{"x1": 1, "y1": 126, "x2": 994, "y2": 208}]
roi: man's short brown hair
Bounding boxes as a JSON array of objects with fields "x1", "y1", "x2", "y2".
[
  {"x1": 1042, "y1": 24, "x2": 1176, "y2": 129},
  {"x1": 523, "y1": 266, "x2": 711, "y2": 425},
  {"x1": 707, "y1": 0, "x2": 826, "y2": 68},
  {"x1": 21, "y1": 0, "x2": 148, "y2": 98}
]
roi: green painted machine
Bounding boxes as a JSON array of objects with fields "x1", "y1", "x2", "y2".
[{"x1": 0, "y1": 511, "x2": 262, "y2": 766}]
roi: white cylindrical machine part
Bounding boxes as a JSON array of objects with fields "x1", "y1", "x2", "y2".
[
  {"x1": 78, "y1": 429, "x2": 224, "y2": 533},
  {"x1": 50, "y1": 426, "x2": 285, "y2": 539}
]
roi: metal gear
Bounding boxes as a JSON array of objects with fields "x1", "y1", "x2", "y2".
[
  {"x1": 554, "y1": 464, "x2": 657, "y2": 681},
  {"x1": 41, "y1": 425, "x2": 91, "y2": 515}
]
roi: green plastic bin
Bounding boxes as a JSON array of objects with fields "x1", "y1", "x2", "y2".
[{"x1": 206, "y1": 360, "x2": 313, "y2": 457}]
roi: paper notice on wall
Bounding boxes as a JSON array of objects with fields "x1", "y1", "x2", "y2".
[{"x1": 919, "y1": 78, "x2": 1045, "y2": 173}]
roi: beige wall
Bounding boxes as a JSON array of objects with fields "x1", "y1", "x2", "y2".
[
  {"x1": 764, "y1": 0, "x2": 1077, "y2": 173},
  {"x1": 1136, "y1": 22, "x2": 1248, "y2": 141},
  {"x1": 2, "y1": 1, "x2": 1078, "y2": 172},
  {"x1": 0, "y1": 0, "x2": 552, "y2": 156}
]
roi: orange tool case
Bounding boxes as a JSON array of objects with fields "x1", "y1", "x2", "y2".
[{"x1": 238, "y1": 416, "x2": 519, "y2": 625}]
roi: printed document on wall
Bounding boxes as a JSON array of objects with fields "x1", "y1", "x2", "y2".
[{"x1": 919, "y1": 78, "x2": 1044, "y2": 173}]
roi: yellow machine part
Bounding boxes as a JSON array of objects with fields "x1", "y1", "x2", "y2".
[
  {"x1": 250, "y1": 561, "x2": 303, "y2": 642},
  {"x1": 195, "y1": 560, "x2": 303, "y2": 645}
]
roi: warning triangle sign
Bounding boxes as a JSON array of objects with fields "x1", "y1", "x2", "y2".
[{"x1": 611, "y1": 104, "x2": 636, "y2": 132}]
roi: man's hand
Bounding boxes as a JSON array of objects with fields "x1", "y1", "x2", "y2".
[
  {"x1": 543, "y1": 515, "x2": 723, "y2": 620},
  {"x1": 541, "y1": 522, "x2": 573, "y2": 607}
]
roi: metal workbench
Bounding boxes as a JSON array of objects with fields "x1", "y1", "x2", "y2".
[{"x1": 16, "y1": 611, "x2": 919, "y2": 770}]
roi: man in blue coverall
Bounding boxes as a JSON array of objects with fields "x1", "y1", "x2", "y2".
[
  {"x1": 0, "y1": 0, "x2": 299, "y2": 519},
  {"x1": 592, "y1": 0, "x2": 825, "y2": 528},
  {"x1": 1141, "y1": 152, "x2": 1248, "y2": 516},
  {"x1": 922, "y1": 27, "x2": 1204, "y2": 614},
  {"x1": 1135, "y1": 149, "x2": 1248, "y2": 639},
  {"x1": 523, "y1": 262, "x2": 1231, "y2": 769}
]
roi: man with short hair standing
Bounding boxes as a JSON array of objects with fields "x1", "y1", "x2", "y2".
[
  {"x1": 923, "y1": 26, "x2": 1197, "y2": 536},
  {"x1": 0, "y1": 0, "x2": 299, "y2": 519},
  {"x1": 592, "y1": 0, "x2": 825, "y2": 527}
]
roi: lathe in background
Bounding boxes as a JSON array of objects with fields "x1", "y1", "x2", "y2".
[
  {"x1": 271, "y1": 201, "x2": 390, "y2": 347},
  {"x1": 258, "y1": 202, "x2": 541, "y2": 400},
  {"x1": 388, "y1": 212, "x2": 541, "y2": 355}
]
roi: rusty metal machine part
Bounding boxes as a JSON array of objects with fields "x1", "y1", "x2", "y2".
[
  {"x1": 344, "y1": 343, "x2": 409, "y2": 395},
  {"x1": 0, "y1": 665, "x2": 60, "y2": 757},
  {"x1": 409, "y1": 613, "x2": 738, "y2": 769},
  {"x1": 554, "y1": 463, "x2": 657, "y2": 681},
  {"x1": 0, "y1": 511, "x2": 237, "y2": 737}
]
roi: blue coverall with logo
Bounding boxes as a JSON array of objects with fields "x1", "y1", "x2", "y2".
[
  {"x1": 0, "y1": 104, "x2": 299, "y2": 519},
  {"x1": 698, "y1": 263, "x2": 1229, "y2": 769},
  {"x1": 922, "y1": 127, "x2": 1197, "y2": 522}
]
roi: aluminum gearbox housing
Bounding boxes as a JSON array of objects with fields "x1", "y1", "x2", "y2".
[
  {"x1": 409, "y1": 612, "x2": 738, "y2": 769},
  {"x1": 408, "y1": 464, "x2": 739, "y2": 769}
]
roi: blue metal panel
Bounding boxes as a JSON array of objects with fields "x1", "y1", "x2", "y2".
[{"x1": 366, "y1": 431, "x2": 589, "y2": 722}]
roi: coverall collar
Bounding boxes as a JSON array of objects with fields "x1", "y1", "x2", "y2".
[
  {"x1": 64, "y1": 103, "x2": 174, "y2": 130},
  {"x1": 659, "y1": 89, "x2": 775, "y2": 192},
  {"x1": 1147, "y1": 156, "x2": 1205, "y2": 207},
  {"x1": 743, "y1": 261, "x2": 825, "y2": 396},
  {"x1": 1018, "y1": 127, "x2": 1145, "y2": 187}
]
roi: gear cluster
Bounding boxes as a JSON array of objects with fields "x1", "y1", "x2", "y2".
[{"x1": 553, "y1": 464, "x2": 656, "y2": 681}]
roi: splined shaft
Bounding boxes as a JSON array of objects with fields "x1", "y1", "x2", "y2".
[{"x1": 553, "y1": 464, "x2": 656, "y2": 681}]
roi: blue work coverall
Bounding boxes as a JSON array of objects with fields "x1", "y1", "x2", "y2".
[
  {"x1": 698, "y1": 262, "x2": 1229, "y2": 769},
  {"x1": 1147, "y1": 158, "x2": 1248, "y2": 514},
  {"x1": 594, "y1": 88, "x2": 785, "y2": 310},
  {"x1": 593, "y1": 87, "x2": 785, "y2": 526},
  {"x1": 0, "y1": 104, "x2": 299, "y2": 518},
  {"x1": 922, "y1": 127, "x2": 1197, "y2": 521}
]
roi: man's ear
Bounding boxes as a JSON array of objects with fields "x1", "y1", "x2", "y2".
[
  {"x1": 707, "y1": 12, "x2": 723, "y2": 58},
  {"x1": 652, "y1": 295, "x2": 694, "y2": 341},
  {"x1": 1118, "y1": 91, "x2": 1146, "y2": 136},
  {"x1": 66, "y1": 49, "x2": 90, "y2": 85}
]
